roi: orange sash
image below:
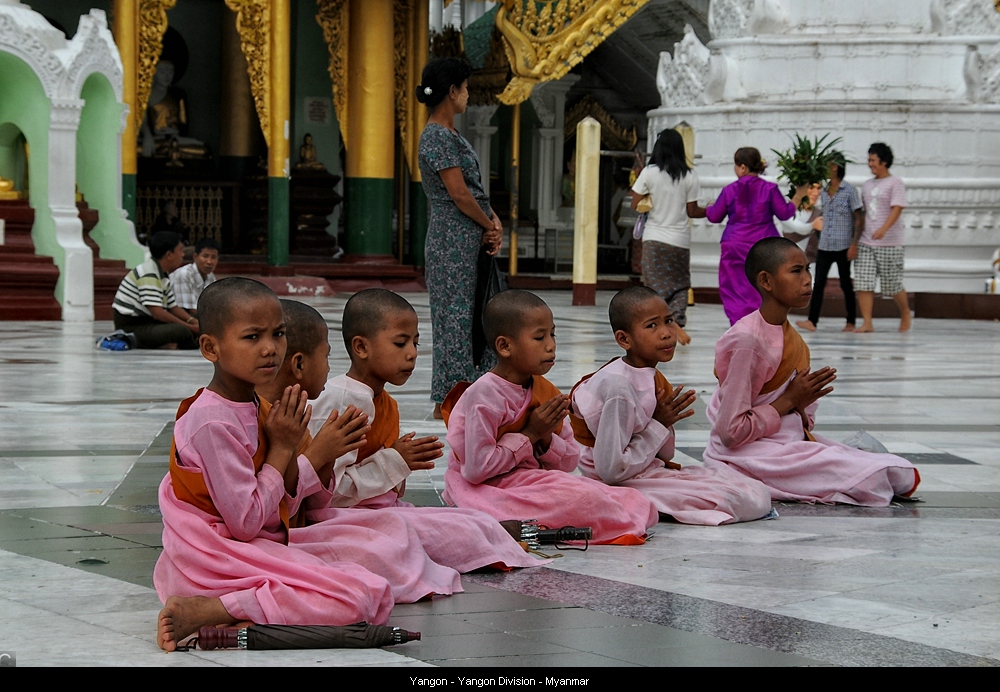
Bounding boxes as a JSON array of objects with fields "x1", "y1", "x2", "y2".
[
  {"x1": 760, "y1": 321, "x2": 815, "y2": 442},
  {"x1": 356, "y1": 389, "x2": 401, "y2": 463},
  {"x1": 568, "y1": 360, "x2": 672, "y2": 448},
  {"x1": 170, "y1": 389, "x2": 292, "y2": 542},
  {"x1": 760, "y1": 320, "x2": 811, "y2": 395},
  {"x1": 441, "y1": 376, "x2": 563, "y2": 437}
]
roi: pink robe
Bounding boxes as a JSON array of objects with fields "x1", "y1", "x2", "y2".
[
  {"x1": 154, "y1": 389, "x2": 396, "y2": 625},
  {"x1": 306, "y1": 375, "x2": 544, "y2": 576},
  {"x1": 703, "y1": 312, "x2": 919, "y2": 505},
  {"x1": 443, "y1": 372, "x2": 658, "y2": 544},
  {"x1": 571, "y1": 358, "x2": 773, "y2": 525}
]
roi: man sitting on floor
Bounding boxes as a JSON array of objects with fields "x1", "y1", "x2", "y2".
[{"x1": 112, "y1": 231, "x2": 199, "y2": 350}]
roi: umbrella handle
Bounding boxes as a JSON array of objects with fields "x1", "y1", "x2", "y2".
[{"x1": 196, "y1": 626, "x2": 244, "y2": 650}]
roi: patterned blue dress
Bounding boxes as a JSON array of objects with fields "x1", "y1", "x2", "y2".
[{"x1": 418, "y1": 123, "x2": 496, "y2": 403}]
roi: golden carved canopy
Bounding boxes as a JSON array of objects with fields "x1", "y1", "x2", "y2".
[
  {"x1": 494, "y1": 0, "x2": 649, "y2": 105},
  {"x1": 224, "y1": 0, "x2": 271, "y2": 147},
  {"x1": 316, "y1": 0, "x2": 348, "y2": 143},
  {"x1": 135, "y1": 0, "x2": 177, "y2": 134}
]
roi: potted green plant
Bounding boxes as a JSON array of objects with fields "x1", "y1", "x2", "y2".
[{"x1": 771, "y1": 134, "x2": 844, "y2": 198}]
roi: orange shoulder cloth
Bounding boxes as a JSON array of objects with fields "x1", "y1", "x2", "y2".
[
  {"x1": 760, "y1": 320, "x2": 811, "y2": 395},
  {"x1": 569, "y1": 359, "x2": 672, "y2": 448},
  {"x1": 169, "y1": 389, "x2": 291, "y2": 541},
  {"x1": 355, "y1": 389, "x2": 400, "y2": 463},
  {"x1": 441, "y1": 376, "x2": 563, "y2": 437}
]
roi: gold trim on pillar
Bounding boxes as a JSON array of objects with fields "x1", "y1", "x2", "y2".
[
  {"x1": 408, "y1": 0, "x2": 429, "y2": 181},
  {"x1": 136, "y1": 0, "x2": 177, "y2": 134},
  {"x1": 346, "y1": 0, "x2": 395, "y2": 181},
  {"x1": 225, "y1": 0, "x2": 271, "y2": 147},
  {"x1": 394, "y1": 0, "x2": 411, "y2": 170},
  {"x1": 316, "y1": 0, "x2": 349, "y2": 143},
  {"x1": 495, "y1": 0, "x2": 649, "y2": 105},
  {"x1": 112, "y1": 0, "x2": 138, "y2": 175}
]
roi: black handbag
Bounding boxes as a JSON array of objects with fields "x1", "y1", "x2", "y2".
[{"x1": 472, "y1": 245, "x2": 506, "y2": 367}]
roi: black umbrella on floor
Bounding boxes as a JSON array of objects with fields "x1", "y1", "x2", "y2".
[{"x1": 188, "y1": 623, "x2": 420, "y2": 651}]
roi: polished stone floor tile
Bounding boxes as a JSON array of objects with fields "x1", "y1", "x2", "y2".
[{"x1": 2, "y1": 294, "x2": 1000, "y2": 666}]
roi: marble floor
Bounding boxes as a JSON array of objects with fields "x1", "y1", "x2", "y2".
[{"x1": 0, "y1": 291, "x2": 998, "y2": 667}]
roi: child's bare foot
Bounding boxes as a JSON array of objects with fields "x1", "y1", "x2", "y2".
[
  {"x1": 673, "y1": 324, "x2": 691, "y2": 345},
  {"x1": 899, "y1": 314, "x2": 912, "y2": 332},
  {"x1": 842, "y1": 323, "x2": 856, "y2": 332},
  {"x1": 795, "y1": 319, "x2": 816, "y2": 332},
  {"x1": 157, "y1": 595, "x2": 234, "y2": 652},
  {"x1": 856, "y1": 323, "x2": 875, "y2": 333},
  {"x1": 432, "y1": 403, "x2": 444, "y2": 420}
]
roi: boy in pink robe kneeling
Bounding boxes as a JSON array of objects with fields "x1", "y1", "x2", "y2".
[
  {"x1": 442, "y1": 289, "x2": 658, "y2": 545},
  {"x1": 703, "y1": 237, "x2": 920, "y2": 505},
  {"x1": 570, "y1": 286, "x2": 773, "y2": 525}
]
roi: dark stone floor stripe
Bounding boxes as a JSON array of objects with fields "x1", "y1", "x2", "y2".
[{"x1": 467, "y1": 568, "x2": 998, "y2": 668}]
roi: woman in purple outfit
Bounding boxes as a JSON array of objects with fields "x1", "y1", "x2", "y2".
[{"x1": 706, "y1": 148, "x2": 809, "y2": 325}]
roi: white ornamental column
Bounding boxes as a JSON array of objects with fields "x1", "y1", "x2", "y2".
[
  {"x1": 464, "y1": 104, "x2": 498, "y2": 197},
  {"x1": 48, "y1": 97, "x2": 93, "y2": 321},
  {"x1": 530, "y1": 75, "x2": 578, "y2": 227}
]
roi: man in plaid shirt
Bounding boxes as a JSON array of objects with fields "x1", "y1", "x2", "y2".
[
  {"x1": 796, "y1": 153, "x2": 862, "y2": 332},
  {"x1": 169, "y1": 237, "x2": 220, "y2": 317}
]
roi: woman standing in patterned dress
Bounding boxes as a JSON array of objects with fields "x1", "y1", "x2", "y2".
[{"x1": 417, "y1": 58, "x2": 502, "y2": 418}]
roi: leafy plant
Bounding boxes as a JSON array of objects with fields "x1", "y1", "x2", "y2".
[{"x1": 771, "y1": 134, "x2": 844, "y2": 197}]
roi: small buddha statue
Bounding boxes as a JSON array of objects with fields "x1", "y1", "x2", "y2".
[
  {"x1": 140, "y1": 60, "x2": 208, "y2": 159},
  {"x1": 0, "y1": 175, "x2": 21, "y2": 200},
  {"x1": 295, "y1": 133, "x2": 327, "y2": 172}
]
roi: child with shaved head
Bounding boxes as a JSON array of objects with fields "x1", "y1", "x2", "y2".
[
  {"x1": 442, "y1": 290, "x2": 658, "y2": 545},
  {"x1": 155, "y1": 278, "x2": 393, "y2": 652},
  {"x1": 300, "y1": 289, "x2": 542, "y2": 594},
  {"x1": 703, "y1": 237, "x2": 919, "y2": 505},
  {"x1": 569, "y1": 286, "x2": 773, "y2": 525}
]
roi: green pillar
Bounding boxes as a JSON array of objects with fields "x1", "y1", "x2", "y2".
[
  {"x1": 268, "y1": 176, "x2": 290, "y2": 266},
  {"x1": 409, "y1": 181, "x2": 428, "y2": 267},
  {"x1": 345, "y1": 177, "x2": 393, "y2": 255},
  {"x1": 122, "y1": 173, "x2": 136, "y2": 222}
]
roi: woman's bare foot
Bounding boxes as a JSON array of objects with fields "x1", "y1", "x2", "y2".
[
  {"x1": 842, "y1": 324, "x2": 856, "y2": 332},
  {"x1": 673, "y1": 324, "x2": 691, "y2": 345},
  {"x1": 157, "y1": 595, "x2": 235, "y2": 652},
  {"x1": 856, "y1": 323, "x2": 875, "y2": 333},
  {"x1": 899, "y1": 314, "x2": 912, "y2": 332},
  {"x1": 795, "y1": 319, "x2": 817, "y2": 332},
  {"x1": 432, "y1": 403, "x2": 444, "y2": 420}
]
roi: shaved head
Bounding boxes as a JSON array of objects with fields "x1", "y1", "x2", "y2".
[
  {"x1": 609, "y1": 285, "x2": 665, "y2": 333},
  {"x1": 198, "y1": 277, "x2": 279, "y2": 337},
  {"x1": 341, "y1": 289, "x2": 416, "y2": 351},
  {"x1": 280, "y1": 299, "x2": 328, "y2": 358},
  {"x1": 745, "y1": 237, "x2": 801, "y2": 293},
  {"x1": 483, "y1": 290, "x2": 549, "y2": 352}
]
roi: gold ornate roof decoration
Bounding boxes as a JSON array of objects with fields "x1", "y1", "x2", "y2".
[
  {"x1": 315, "y1": 0, "x2": 348, "y2": 143},
  {"x1": 225, "y1": 0, "x2": 271, "y2": 147},
  {"x1": 135, "y1": 0, "x2": 177, "y2": 134},
  {"x1": 494, "y1": 0, "x2": 650, "y2": 105},
  {"x1": 564, "y1": 94, "x2": 637, "y2": 151}
]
